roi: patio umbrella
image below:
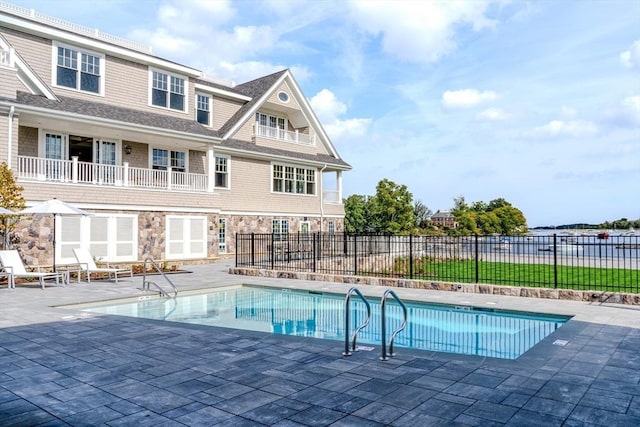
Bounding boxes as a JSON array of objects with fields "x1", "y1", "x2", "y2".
[{"x1": 18, "y1": 198, "x2": 91, "y2": 271}]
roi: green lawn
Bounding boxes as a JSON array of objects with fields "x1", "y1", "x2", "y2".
[{"x1": 385, "y1": 259, "x2": 639, "y2": 293}]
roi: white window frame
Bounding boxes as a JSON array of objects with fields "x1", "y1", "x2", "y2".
[
  {"x1": 51, "y1": 42, "x2": 105, "y2": 96},
  {"x1": 150, "y1": 146, "x2": 188, "y2": 172},
  {"x1": 256, "y1": 112, "x2": 288, "y2": 139},
  {"x1": 272, "y1": 219, "x2": 289, "y2": 241},
  {"x1": 196, "y1": 93, "x2": 211, "y2": 126},
  {"x1": 300, "y1": 221, "x2": 310, "y2": 234},
  {"x1": 271, "y1": 163, "x2": 316, "y2": 196},
  {"x1": 166, "y1": 215, "x2": 207, "y2": 260},
  {"x1": 38, "y1": 130, "x2": 68, "y2": 159},
  {"x1": 58, "y1": 214, "x2": 138, "y2": 264},
  {"x1": 149, "y1": 68, "x2": 188, "y2": 112},
  {"x1": 218, "y1": 218, "x2": 227, "y2": 254},
  {"x1": 214, "y1": 155, "x2": 230, "y2": 189},
  {"x1": 328, "y1": 221, "x2": 335, "y2": 234}
]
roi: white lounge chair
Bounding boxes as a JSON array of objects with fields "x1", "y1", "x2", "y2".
[
  {"x1": 72, "y1": 248, "x2": 132, "y2": 283},
  {"x1": 0, "y1": 250, "x2": 64, "y2": 289}
]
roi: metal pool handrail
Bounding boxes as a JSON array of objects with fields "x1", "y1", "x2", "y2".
[
  {"x1": 343, "y1": 287, "x2": 372, "y2": 356},
  {"x1": 380, "y1": 289, "x2": 408, "y2": 361},
  {"x1": 142, "y1": 257, "x2": 178, "y2": 298}
]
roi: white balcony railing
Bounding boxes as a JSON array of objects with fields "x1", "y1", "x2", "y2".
[
  {"x1": 323, "y1": 190, "x2": 341, "y2": 204},
  {"x1": 17, "y1": 156, "x2": 208, "y2": 192},
  {"x1": 255, "y1": 124, "x2": 315, "y2": 146}
]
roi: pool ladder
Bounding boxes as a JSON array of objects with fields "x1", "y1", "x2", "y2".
[
  {"x1": 342, "y1": 287, "x2": 408, "y2": 361},
  {"x1": 142, "y1": 257, "x2": 178, "y2": 298}
]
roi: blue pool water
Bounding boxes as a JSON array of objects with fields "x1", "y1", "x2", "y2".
[{"x1": 77, "y1": 285, "x2": 570, "y2": 359}]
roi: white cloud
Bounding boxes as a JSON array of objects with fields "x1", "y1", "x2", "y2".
[
  {"x1": 348, "y1": 0, "x2": 498, "y2": 63},
  {"x1": 620, "y1": 40, "x2": 640, "y2": 70},
  {"x1": 442, "y1": 89, "x2": 498, "y2": 109},
  {"x1": 560, "y1": 106, "x2": 578, "y2": 118},
  {"x1": 528, "y1": 120, "x2": 598, "y2": 138},
  {"x1": 309, "y1": 89, "x2": 371, "y2": 140},
  {"x1": 476, "y1": 107, "x2": 507, "y2": 120}
]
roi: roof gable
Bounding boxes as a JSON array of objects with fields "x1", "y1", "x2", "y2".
[
  {"x1": 221, "y1": 69, "x2": 340, "y2": 159},
  {"x1": 0, "y1": 33, "x2": 57, "y2": 100}
]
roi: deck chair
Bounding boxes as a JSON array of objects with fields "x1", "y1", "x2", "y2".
[
  {"x1": 73, "y1": 248, "x2": 132, "y2": 283},
  {"x1": 0, "y1": 250, "x2": 64, "y2": 289}
]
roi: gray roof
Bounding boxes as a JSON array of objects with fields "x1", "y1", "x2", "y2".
[
  {"x1": 8, "y1": 91, "x2": 350, "y2": 169},
  {"x1": 217, "y1": 70, "x2": 287, "y2": 137},
  {"x1": 14, "y1": 92, "x2": 220, "y2": 138}
]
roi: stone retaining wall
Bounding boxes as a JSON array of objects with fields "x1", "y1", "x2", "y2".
[{"x1": 229, "y1": 267, "x2": 640, "y2": 306}]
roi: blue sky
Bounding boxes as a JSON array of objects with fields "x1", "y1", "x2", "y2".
[{"x1": 8, "y1": 0, "x2": 640, "y2": 227}]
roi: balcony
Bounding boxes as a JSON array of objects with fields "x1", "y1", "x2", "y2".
[
  {"x1": 254, "y1": 124, "x2": 315, "y2": 146},
  {"x1": 17, "y1": 156, "x2": 208, "y2": 192}
]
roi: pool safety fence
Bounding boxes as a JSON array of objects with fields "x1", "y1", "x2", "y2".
[{"x1": 235, "y1": 233, "x2": 640, "y2": 293}]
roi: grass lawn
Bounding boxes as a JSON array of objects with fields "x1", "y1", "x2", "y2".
[{"x1": 387, "y1": 259, "x2": 639, "y2": 293}]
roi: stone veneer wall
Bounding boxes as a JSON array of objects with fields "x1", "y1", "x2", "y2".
[
  {"x1": 222, "y1": 215, "x2": 344, "y2": 254},
  {"x1": 229, "y1": 267, "x2": 640, "y2": 306},
  {"x1": 9, "y1": 211, "x2": 344, "y2": 266}
]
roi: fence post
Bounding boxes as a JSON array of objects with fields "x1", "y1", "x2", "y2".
[
  {"x1": 553, "y1": 233, "x2": 558, "y2": 288},
  {"x1": 353, "y1": 234, "x2": 358, "y2": 276},
  {"x1": 313, "y1": 232, "x2": 317, "y2": 273},
  {"x1": 270, "y1": 232, "x2": 274, "y2": 270},
  {"x1": 251, "y1": 232, "x2": 255, "y2": 267},
  {"x1": 409, "y1": 234, "x2": 414, "y2": 279},
  {"x1": 474, "y1": 234, "x2": 479, "y2": 283},
  {"x1": 235, "y1": 233, "x2": 238, "y2": 267}
]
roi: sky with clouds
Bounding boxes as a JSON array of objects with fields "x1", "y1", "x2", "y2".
[{"x1": 7, "y1": 0, "x2": 640, "y2": 227}]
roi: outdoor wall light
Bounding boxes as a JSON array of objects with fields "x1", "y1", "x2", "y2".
[{"x1": 124, "y1": 145, "x2": 132, "y2": 155}]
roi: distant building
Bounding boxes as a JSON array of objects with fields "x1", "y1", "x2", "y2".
[{"x1": 430, "y1": 210, "x2": 457, "y2": 229}]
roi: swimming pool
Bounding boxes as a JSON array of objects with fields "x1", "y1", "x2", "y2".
[{"x1": 75, "y1": 285, "x2": 570, "y2": 359}]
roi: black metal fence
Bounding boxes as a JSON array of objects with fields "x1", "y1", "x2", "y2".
[{"x1": 235, "y1": 233, "x2": 640, "y2": 293}]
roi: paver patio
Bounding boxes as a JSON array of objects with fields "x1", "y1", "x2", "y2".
[{"x1": 0, "y1": 259, "x2": 638, "y2": 426}]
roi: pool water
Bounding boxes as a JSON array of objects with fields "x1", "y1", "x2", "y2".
[{"x1": 76, "y1": 285, "x2": 570, "y2": 359}]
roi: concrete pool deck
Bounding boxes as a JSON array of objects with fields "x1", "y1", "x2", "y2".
[{"x1": 0, "y1": 259, "x2": 638, "y2": 426}]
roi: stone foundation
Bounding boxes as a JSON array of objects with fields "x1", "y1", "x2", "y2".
[{"x1": 228, "y1": 267, "x2": 640, "y2": 306}]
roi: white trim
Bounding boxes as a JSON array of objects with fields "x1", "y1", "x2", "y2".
[
  {"x1": 165, "y1": 215, "x2": 207, "y2": 260},
  {"x1": 219, "y1": 210, "x2": 343, "y2": 218},
  {"x1": 148, "y1": 68, "x2": 189, "y2": 113},
  {"x1": 0, "y1": 11, "x2": 201, "y2": 77},
  {"x1": 0, "y1": 33, "x2": 57, "y2": 100},
  {"x1": 194, "y1": 82, "x2": 251, "y2": 101},
  {"x1": 195, "y1": 92, "x2": 212, "y2": 127},
  {"x1": 51, "y1": 41, "x2": 105, "y2": 97},
  {"x1": 149, "y1": 145, "x2": 189, "y2": 172},
  {"x1": 214, "y1": 154, "x2": 231, "y2": 190},
  {"x1": 213, "y1": 145, "x2": 350, "y2": 171},
  {"x1": 222, "y1": 70, "x2": 341, "y2": 159},
  {"x1": 271, "y1": 162, "x2": 317, "y2": 196}
]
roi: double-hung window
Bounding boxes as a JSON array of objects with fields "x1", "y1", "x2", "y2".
[
  {"x1": 215, "y1": 156, "x2": 229, "y2": 188},
  {"x1": 55, "y1": 44, "x2": 103, "y2": 94},
  {"x1": 196, "y1": 94, "x2": 211, "y2": 125},
  {"x1": 272, "y1": 163, "x2": 316, "y2": 195},
  {"x1": 152, "y1": 148, "x2": 186, "y2": 172},
  {"x1": 272, "y1": 219, "x2": 289, "y2": 240},
  {"x1": 151, "y1": 70, "x2": 186, "y2": 111}
]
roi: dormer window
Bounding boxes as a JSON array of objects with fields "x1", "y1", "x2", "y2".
[
  {"x1": 151, "y1": 70, "x2": 186, "y2": 112},
  {"x1": 53, "y1": 43, "x2": 103, "y2": 95},
  {"x1": 196, "y1": 93, "x2": 211, "y2": 125}
]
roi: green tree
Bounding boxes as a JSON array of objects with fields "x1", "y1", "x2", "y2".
[
  {"x1": 450, "y1": 195, "x2": 527, "y2": 235},
  {"x1": 413, "y1": 199, "x2": 433, "y2": 229},
  {"x1": 343, "y1": 194, "x2": 369, "y2": 233},
  {"x1": 0, "y1": 163, "x2": 25, "y2": 249},
  {"x1": 368, "y1": 179, "x2": 415, "y2": 233}
]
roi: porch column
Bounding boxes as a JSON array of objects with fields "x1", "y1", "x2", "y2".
[
  {"x1": 337, "y1": 171, "x2": 343, "y2": 201},
  {"x1": 206, "y1": 145, "x2": 215, "y2": 193}
]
